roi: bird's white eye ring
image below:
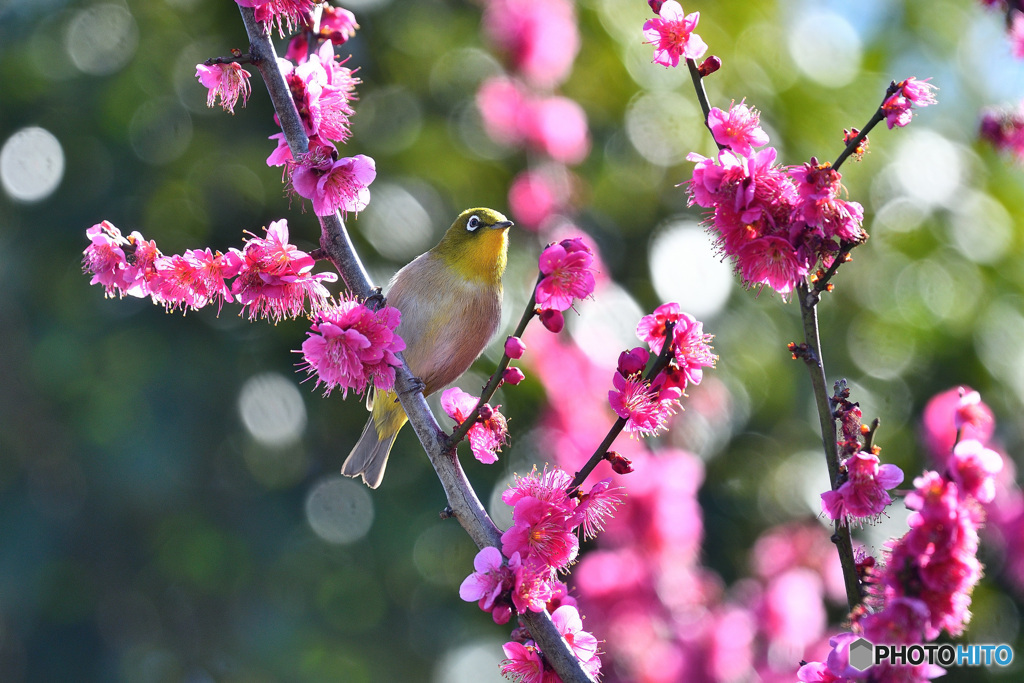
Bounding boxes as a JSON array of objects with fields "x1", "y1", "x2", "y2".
[{"x1": 467, "y1": 215, "x2": 481, "y2": 231}]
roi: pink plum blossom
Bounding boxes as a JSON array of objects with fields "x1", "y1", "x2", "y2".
[
  {"x1": 551, "y1": 604, "x2": 602, "y2": 676},
  {"x1": 298, "y1": 298, "x2": 405, "y2": 397},
  {"x1": 707, "y1": 101, "x2": 769, "y2": 158},
  {"x1": 535, "y1": 237, "x2": 596, "y2": 312},
  {"x1": 232, "y1": 219, "x2": 337, "y2": 321},
  {"x1": 501, "y1": 496, "x2": 579, "y2": 569},
  {"x1": 821, "y1": 451, "x2": 904, "y2": 525},
  {"x1": 152, "y1": 248, "x2": 243, "y2": 312},
  {"x1": 82, "y1": 221, "x2": 132, "y2": 297},
  {"x1": 642, "y1": 0, "x2": 707, "y2": 67},
  {"x1": 881, "y1": 77, "x2": 938, "y2": 129},
  {"x1": 440, "y1": 387, "x2": 509, "y2": 464},
  {"x1": 608, "y1": 371, "x2": 676, "y2": 437},
  {"x1": 195, "y1": 62, "x2": 251, "y2": 114},
  {"x1": 291, "y1": 153, "x2": 376, "y2": 217},
  {"x1": 459, "y1": 546, "x2": 515, "y2": 616},
  {"x1": 500, "y1": 641, "x2": 552, "y2": 683},
  {"x1": 736, "y1": 234, "x2": 809, "y2": 296}
]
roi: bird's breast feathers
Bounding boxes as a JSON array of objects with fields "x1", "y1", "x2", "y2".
[{"x1": 386, "y1": 253, "x2": 502, "y2": 394}]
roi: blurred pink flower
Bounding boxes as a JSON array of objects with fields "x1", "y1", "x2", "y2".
[
  {"x1": 483, "y1": 0, "x2": 580, "y2": 89},
  {"x1": 508, "y1": 168, "x2": 567, "y2": 231},
  {"x1": 524, "y1": 95, "x2": 591, "y2": 164},
  {"x1": 921, "y1": 386, "x2": 995, "y2": 465},
  {"x1": 949, "y1": 439, "x2": 1003, "y2": 504}
]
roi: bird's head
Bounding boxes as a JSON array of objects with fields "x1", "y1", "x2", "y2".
[{"x1": 434, "y1": 208, "x2": 513, "y2": 284}]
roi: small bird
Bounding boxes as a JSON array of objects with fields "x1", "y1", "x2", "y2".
[{"x1": 343, "y1": 207, "x2": 514, "y2": 488}]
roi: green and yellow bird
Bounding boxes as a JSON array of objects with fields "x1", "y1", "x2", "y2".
[{"x1": 342, "y1": 207, "x2": 514, "y2": 488}]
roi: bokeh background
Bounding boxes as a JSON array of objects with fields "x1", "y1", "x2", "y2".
[{"x1": 3, "y1": 0, "x2": 1024, "y2": 681}]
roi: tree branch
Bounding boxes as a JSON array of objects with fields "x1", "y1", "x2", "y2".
[
  {"x1": 795, "y1": 281, "x2": 862, "y2": 609},
  {"x1": 238, "y1": 7, "x2": 594, "y2": 681}
]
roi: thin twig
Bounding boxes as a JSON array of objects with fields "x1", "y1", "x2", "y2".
[
  {"x1": 237, "y1": 7, "x2": 594, "y2": 681},
  {"x1": 447, "y1": 275, "x2": 541, "y2": 448},
  {"x1": 565, "y1": 322, "x2": 676, "y2": 496}
]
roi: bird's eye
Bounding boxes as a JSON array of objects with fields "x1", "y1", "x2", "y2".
[{"x1": 467, "y1": 215, "x2": 481, "y2": 231}]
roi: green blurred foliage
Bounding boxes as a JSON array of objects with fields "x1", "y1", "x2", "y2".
[{"x1": 2, "y1": 0, "x2": 1024, "y2": 681}]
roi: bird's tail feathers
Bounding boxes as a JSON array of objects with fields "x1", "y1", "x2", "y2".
[
  {"x1": 343, "y1": 389, "x2": 407, "y2": 489},
  {"x1": 343, "y1": 418, "x2": 398, "y2": 489}
]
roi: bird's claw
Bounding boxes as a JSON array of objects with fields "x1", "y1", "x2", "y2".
[{"x1": 364, "y1": 287, "x2": 385, "y2": 309}]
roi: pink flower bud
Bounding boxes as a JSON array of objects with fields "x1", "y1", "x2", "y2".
[
  {"x1": 539, "y1": 308, "x2": 564, "y2": 333},
  {"x1": 617, "y1": 347, "x2": 650, "y2": 377},
  {"x1": 503, "y1": 367, "x2": 525, "y2": 385},
  {"x1": 648, "y1": 0, "x2": 665, "y2": 13},
  {"x1": 698, "y1": 55, "x2": 722, "y2": 77},
  {"x1": 606, "y1": 452, "x2": 634, "y2": 475},
  {"x1": 478, "y1": 404, "x2": 494, "y2": 421},
  {"x1": 504, "y1": 336, "x2": 526, "y2": 359},
  {"x1": 492, "y1": 605, "x2": 512, "y2": 625}
]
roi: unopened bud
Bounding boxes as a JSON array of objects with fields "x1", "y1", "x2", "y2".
[
  {"x1": 617, "y1": 347, "x2": 650, "y2": 377},
  {"x1": 492, "y1": 605, "x2": 512, "y2": 625},
  {"x1": 504, "y1": 336, "x2": 526, "y2": 359},
  {"x1": 503, "y1": 367, "x2": 525, "y2": 385},
  {"x1": 606, "y1": 451, "x2": 634, "y2": 475},
  {"x1": 539, "y1": 308, "x2": 564, "y2": 333},
  {"x1": 478, "y1": 404, "x2": 494, "y2": 421},
  {"x1": 697, "y1": 56, "x2": 722, "y2": 77},
  {"x1": 648, "y1": 0, "x2": 664, "y2": 13}
]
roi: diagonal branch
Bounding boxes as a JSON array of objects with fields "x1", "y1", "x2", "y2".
[{"x1": 238, "y1": 8, "x2": 594, "y2": 681}]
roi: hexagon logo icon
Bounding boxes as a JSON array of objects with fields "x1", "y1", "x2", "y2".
[{"x1": 848, "y1": 637, "x2": 874, "y2": 672}]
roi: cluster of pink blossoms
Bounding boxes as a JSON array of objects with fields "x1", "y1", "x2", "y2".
[
  {"x1": 880, "y1": 78, "x2": 938, "y2": 129},
  {"x1": 82, "y1": 219, "x2": 336, "y2": 321},
  {"x1": 685, "y1": 100, "x2": 871, "y2": 296},
  {"x1": 474, "y1": 0, "x2": 589, "y2": 232},
  {"x1": 235, "y1": 0, "x2": 317, "y2": 36},
  {"x1": 801, "y1": 389, "x2": 1002, "y2": 683},
  {"x1": 534, "y1": 237, "x2": 597, "y2": 333},
  {"x1": 202, "y1": 3, "x2": 376, "y2": 218},
  {"x1": 459, "y1": 467, "x2": 622, "y2": 680},
  {"x1": 609, "y1": 303, "x2": 716, "y2": 437},
  {"x1": 298, "y1": 297, "x2": 405, "y2": 398},
  {"x1": 440, "y1": 387, "x2": 509, "y2": 464}
]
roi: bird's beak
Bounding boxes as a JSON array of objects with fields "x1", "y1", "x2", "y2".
[{"x1": 491, "y1": 220, "x2": 514, "y2": 230}]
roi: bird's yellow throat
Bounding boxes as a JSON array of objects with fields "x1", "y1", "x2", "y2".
[{"x1": 435, "y1": 227, "x2": 508, "y2": 285}]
